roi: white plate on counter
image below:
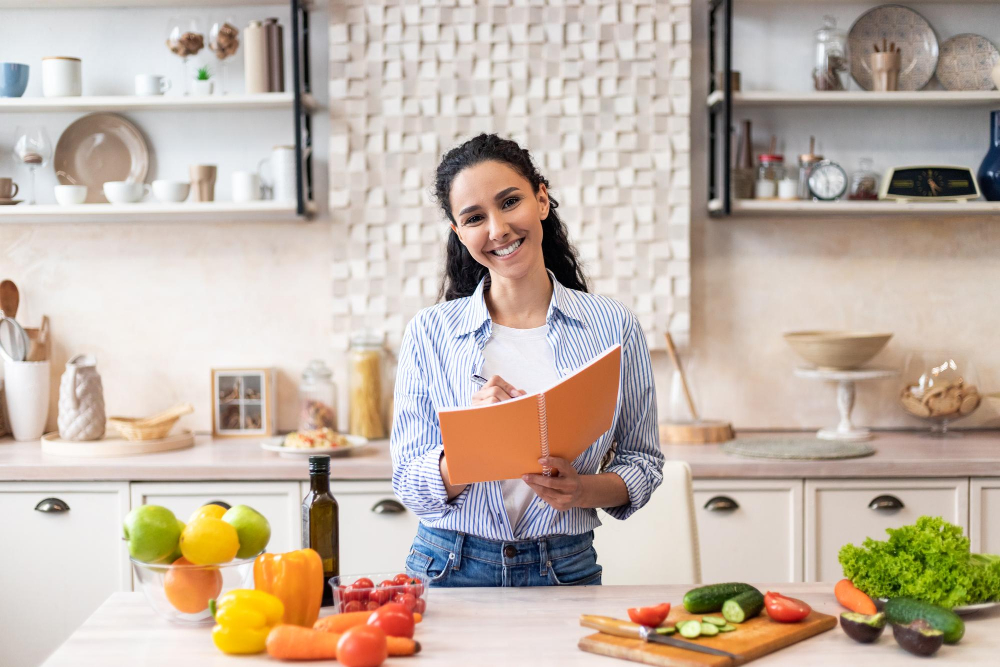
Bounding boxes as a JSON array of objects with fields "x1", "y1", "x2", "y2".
[{"x1": 260, "y1": 434, "x2": 368, "y2": 458}]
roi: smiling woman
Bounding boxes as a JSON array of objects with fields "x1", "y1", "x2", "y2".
[{"x1": 389, "y1": 134, "x2": 664, "y2": 588}]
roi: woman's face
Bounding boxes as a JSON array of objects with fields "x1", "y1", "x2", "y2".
[{"x1": 449, "y1": 160, "x2": 549, "y2": 282}]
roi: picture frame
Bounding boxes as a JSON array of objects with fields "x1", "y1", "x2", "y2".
[{"x1": 210, "y1": 368, "x2": 276, "y2": 438}]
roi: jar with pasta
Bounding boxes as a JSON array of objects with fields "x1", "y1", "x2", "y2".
[
  {"x1": 348, "y1": 331, "x2": 387, "y2": 439},
  {"x1": 298, "y1": 359, "x2": 337, "y2": 432}
]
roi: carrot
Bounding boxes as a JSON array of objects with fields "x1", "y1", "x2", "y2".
[
  {"x1": 835, "y1": 578, "x2": 877, "y2": 615},
  {"x1": 313, "y1": 611, "x2": 374, "y2": 634},
  {"x1": 413, "y1": 612, "x2": 422, "y2": 624},
  {"x1": 266, "y1": 624, "x2": 341, "y2": 660},
  {"x1": 387, "y1": 636, "x2": 421, "y2": 657}
]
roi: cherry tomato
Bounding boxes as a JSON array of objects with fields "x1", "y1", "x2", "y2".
[
  {"x1": 370, "y1": 586, "x2": 392, "y2": 606},
  {"x1": 354, "y1": 577, "x2": 375, "y2": 589},
  {"x1": 405, "y1": 577, "x2": 425, "y2": 598},
  {"x1": 342, "y1": 599, "x2": 364, "y2": 614},
  {"x1": 392, "y1": 592, "x2": 417, "y2": 612},
  {"x1": 764, "y1": 591, "x2": 811, "y2": 623},
  {"x1": 626, "y1": 603, "x2": 671, "y2": 627},
  {"x1": 413, "y1": 598, "x2": 426, "y2": 615},
  {"x1": 392, "y1": 573, "x2": 411, "y2": 586},
  {"x1": 366, "y1": 599, "x2": 382, "y2": 611},
  {"x1": 337, "y1": 625, "x2": 388, "y2": 667},
  {"x1": 367, "y1": 602, "x2": 415, "y2": 638},
  {"x1": 345, "y1": 580, "x2": 372, "y2": 605}
]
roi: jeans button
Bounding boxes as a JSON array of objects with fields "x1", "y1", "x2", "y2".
[{"x1": 503, "y1": 545, "x2": 517, "y2": 558}]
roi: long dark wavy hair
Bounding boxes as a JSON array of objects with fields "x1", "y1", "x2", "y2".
[{"x1": 434, "y1": 133, "x2": 588, "y2": 301}]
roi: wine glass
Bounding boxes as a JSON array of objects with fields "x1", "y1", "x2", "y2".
[
  {"x1": 13, "y1": 126, "x2": 52, "y2": 205},
  {"x1": 167, "y1": 16, "x2": 205, "y2": 95},
  {"x1": 209, "y1": 18, "x2": 240, "y2": 95}
]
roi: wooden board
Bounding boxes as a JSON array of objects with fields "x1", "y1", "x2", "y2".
[
  {"x1": 40, "y1": 431, "x2": 194, "y2": 457},
  {"x1": 579, "y1": 608, "x2": 837, "y2": 667}
]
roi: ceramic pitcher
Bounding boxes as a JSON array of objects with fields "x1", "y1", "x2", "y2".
[{"x1": 57, "y1": 354, "x2": 105, "y2": 441}]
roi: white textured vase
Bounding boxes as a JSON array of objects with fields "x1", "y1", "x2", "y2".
[{"x1": 58, "y1": 354, "x2": 106, "y2": 441}]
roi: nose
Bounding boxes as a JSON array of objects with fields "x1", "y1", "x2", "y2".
[{"x1": 488, "y1": 213, "x2": 510, "y2": 242}]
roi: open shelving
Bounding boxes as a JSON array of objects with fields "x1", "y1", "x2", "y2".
[
  {"x1": 0, "y1": 92, "x2": 317, "y2": 113},
  {"x1": 707, "y1": 90, "x2": 1000, "y2": 110},
  {"x1": 0, "y1": 201, "x2": 316, "y2": 224},
  {"x1": 708, "y1": 199, "x2": 1000, "y2": 216}
]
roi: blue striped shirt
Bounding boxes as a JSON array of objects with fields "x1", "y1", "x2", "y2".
[{"x1": 390, "y1": 272, "x2": 664, "y2": 541}]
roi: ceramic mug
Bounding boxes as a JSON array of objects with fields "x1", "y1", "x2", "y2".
[
  {"x1": 0, "y1": 62, "x2": 29, "y2": 98},
  {"x1": 189, "y1": 165, "x2": 217, "y2": 202},
  {"x1": 135, "y1": 74, "x2": 171, "y2": 97},
  {"x1": 103, "y1": 180, "x2": 149, "y2": 204},
  {"x1": 0, "y1": 177, "x2": 19, "y2": 200},
  {"x1": 3, "y1": 359, "x2": 50, "y2": 441},
  {"x1": 41, "y1": 56, "x2": 82, "y2": 97},
  {"x1": 152, "y1": 180, "x2": 190, "y2": 203},
  {"x1": 231, "y1": 171, "x2": 261, "y2": 203},
  {"x1": 54, "y1": 184, "x2": 87, "y2": 206}
]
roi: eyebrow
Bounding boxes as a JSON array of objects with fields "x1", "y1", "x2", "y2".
[{"x1": 458, "y1": 187, "x2": 521, "y2": 217}]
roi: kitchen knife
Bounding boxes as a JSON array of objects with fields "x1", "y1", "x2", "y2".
[{"x1": 580, "y1": 615, "x2": 742, "y2": 664}]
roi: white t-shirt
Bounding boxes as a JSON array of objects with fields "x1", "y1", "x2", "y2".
[{"x1": 480, "y1": 322, "x2": 561, "y2": 537}]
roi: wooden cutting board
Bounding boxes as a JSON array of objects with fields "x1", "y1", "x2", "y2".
[{"x1": 579, "y1": 608, "x2": 837, "y2": 667}]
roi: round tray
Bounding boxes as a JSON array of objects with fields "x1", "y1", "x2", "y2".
[
  {"x1": 41, "y1": 430, "x2": 194, "y2": 457},
  {"x1": 721, "y1": 438, "x2": 875, "y2": 460},
  {"x1": 260, "y1": 434, "x2": 368, "y2": 458}
]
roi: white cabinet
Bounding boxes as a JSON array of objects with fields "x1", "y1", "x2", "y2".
[
  {"x1": 130, "y1": 481, "x2": 302, "y2": 559},
  {"x1": 805, "y1": 478, "x2": 969, "y2": 583},
  {"x1": 0, "y1": 482, "x2": 130, "y2": 667},
  {"x1": 970, "y1": 478, "x2": 1000, "y2": 554},
  {"x1": 327, "y1": 481, "x2": 420, "y2": 576},
  {"x1": 693, "y1": 479, "x2": 803, "y2": 584}
]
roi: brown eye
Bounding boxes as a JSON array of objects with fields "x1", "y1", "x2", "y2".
[{"x1": 502, "y1": 197, "x2": 520, "y2": 208}]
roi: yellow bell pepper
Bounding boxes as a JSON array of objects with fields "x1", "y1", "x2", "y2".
[
  {"x1": 253, "y1": 548, "x2": 324, "y2": 627},
  {"x1": 209, "y1": 589, "x2": 284, "y2": 655}
]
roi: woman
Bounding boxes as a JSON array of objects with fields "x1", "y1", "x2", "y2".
[{"x1": 391, "y1": 133, "x2": 663, "y2": 587}]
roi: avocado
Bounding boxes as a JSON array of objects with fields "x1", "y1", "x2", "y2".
[
  {"x1": 840, "y1": 612, "x2": 887, "y2": 644},
  {"x1": 892, "y1": 620, "x2": 944, "y2": 657}
]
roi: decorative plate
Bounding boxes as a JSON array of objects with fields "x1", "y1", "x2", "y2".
[
  {"x1": 722, "y1": 438, "x2": 876, "y2": 460},
  {"x1": 54, "y1": 113, "x2": 149, "y2": 203},
  {"x1": 260, "y1": 434, "x2": 368, "y2": 458},
  {"x1": 848, "y1": 4, "x2": 939, "y2": 91},
  {"x1": 936, "y1": 33, "x2": 1000, "y2": 91}
]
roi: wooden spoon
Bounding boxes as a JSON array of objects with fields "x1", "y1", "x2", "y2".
[{"x1": 0, "y1": 280, "x2": 18, "y2": 318}]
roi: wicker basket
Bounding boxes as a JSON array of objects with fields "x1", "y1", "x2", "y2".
[{"x1": 108, "y1": 403, "x2": 194, "y2": 442}]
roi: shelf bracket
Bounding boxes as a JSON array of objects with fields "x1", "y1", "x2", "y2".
[
  {"x1": 707, "y1": 0, "x2": 732, "y2": 217},
  {"x1": 291, "y1": 0, "x2": 314, "y2": 219}
]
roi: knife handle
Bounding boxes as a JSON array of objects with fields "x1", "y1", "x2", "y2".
[{"x1": 579, "y1": 615, "x2": 644, "y2": 640}]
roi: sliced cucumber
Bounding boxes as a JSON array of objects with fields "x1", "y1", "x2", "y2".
[
  {"x1": 654, "y1": 626, "x2": 676, "y2": 635},
  {"x1": 700, "y1": 622, "x2": 720, "y2": 636},
  {"x1": 678, "y1": 620, "x2": 702, "y2": 639},
  {"x1": 722, "y1": 589, "x2": 765, "y2": 624},
  {"x1": 719, "y1": 624, "x2": 738, "y2": 632},
  {"x1": 702, "y1": 616, "x2": 727, "y2": 627}
]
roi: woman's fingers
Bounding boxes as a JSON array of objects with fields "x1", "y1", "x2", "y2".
[
  {"x1": 472, "y1": 377, "x2": 526, "y2": 405},
  {"x1": 484, "y1": 374, "x2": 518, "y2": 395}
]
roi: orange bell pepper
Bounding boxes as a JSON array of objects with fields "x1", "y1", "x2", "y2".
[{"x1": 253, "y1": 548, "x2": 324, "y2": 627}]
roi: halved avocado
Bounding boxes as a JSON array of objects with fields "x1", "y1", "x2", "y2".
[
  {"x1": 892, "y1": 620, "x2": 944, "y2": 657},
  {"x1": 840, "y1": 612, "x2": 887, "y2": 643}
]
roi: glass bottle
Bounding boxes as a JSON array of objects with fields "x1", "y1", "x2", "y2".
[
  {"x1": 755, "y1": 154, "x2": 785, "y2": 199},
  {"x1": 348, "y1": 331, "x2": 387, "y2": 439},
  {"x1": 848, "y1": 158, "x2": 881, "y2": 200},
  {"x1": 813, "y1": 16, "x2": 848, "y2": 91},
  {"x1": 299, "y1": 360, "x2": 337, "y2": 432},
  {"x1": 798, "y1": 137, "x2": 824, "y2": 200},
  {"x1": 732, "y1": 119, "x2": 756, "y2": 200},
  {"x1": 302, "y1": 455, "x2": 339, "y2": 607}
]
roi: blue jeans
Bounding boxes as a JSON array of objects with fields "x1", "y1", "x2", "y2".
[{"x1": 405, "y1": 523, "x2": 603, "y2": 587}]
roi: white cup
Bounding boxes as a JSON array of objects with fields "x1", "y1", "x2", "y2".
[
  {"x1": 42, "y1": 56, "x2": 82, "y2": 97},
  {"x1": 152, "y1": 179, "x2": 190, "y2": 203},
  {"x1": 258, "y1": 145, "x2": 299, "y2": 203},
  {"x1": 103, "y1": 180, "x2": 149, "y2": 204},
  {"x1": 53, "y1": 184, "x2": 87, "y2": 206},
  {"x1": 135, "y1": 74, "x2": 171, "y2": 97},
  {"x1": 3, "y1": 359, "x2": 50, "y2": 441},
  {"x1": 231, "y1": 171, "x2": 261, "y2": 203}
]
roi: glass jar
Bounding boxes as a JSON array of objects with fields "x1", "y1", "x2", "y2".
[
  {"x1": 899, "y1": 353, "x2": 981, "y2": 437},
  {"x1": 848, "y1": 158, "x2": 881, "y2": 200},
  {"x1": 298, "y1": 360, "x2": 337, "y2": 432},
  {"x1": 798, "y1": 156, "x2": 823, "y2": 200},
  {"x1": 756, "y1": 154, "x2": 785, "y2": 199},
  {"x1": 348, "y1": 331, "x2": 387, "y2": 439},
  {"x1": 813, "y1": 16, "x2": 848, "y2": 91}
]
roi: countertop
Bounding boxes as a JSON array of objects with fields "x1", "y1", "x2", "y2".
[
  {"x1": 42, "y1": 585, "x2": 1000, "y2": 666},
  {"x1": 2, "y1": 431, "x2": 1000, "y2": 482}
]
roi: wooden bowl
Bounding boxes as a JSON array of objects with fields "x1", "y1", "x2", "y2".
[{"x1": 783, "y1": 331, "x2": 892, "y2": 370}]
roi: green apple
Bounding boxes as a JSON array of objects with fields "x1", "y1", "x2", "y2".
[
  {"x1": 222, "y1": 505, "x2": 271, "y2": 559},
  {"x1": 157, "y1": 519, "x2": 185, "y2": 564},
  {"x1": 123, "y1": 505, "x2": 183, "y2": 563}
]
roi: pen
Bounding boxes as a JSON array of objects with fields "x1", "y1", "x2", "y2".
[{"x1": 471, "y1": 373, "x2": 489, "y2": 385}]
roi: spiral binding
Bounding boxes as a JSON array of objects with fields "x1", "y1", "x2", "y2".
[{"x1": 537, "y1": 394, "x2": 551, "y2": 476}]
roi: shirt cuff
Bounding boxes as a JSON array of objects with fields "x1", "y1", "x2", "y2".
[
  {"x1": 601, "y1": 464, "x2": 653, "y2": 520},
  {"x1": 415, "y1": 445, "x2": 469, "y2": 514}
]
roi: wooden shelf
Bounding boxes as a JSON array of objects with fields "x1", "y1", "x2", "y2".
[
  {"x1": 0, "y1": 93, "x2": 318, "y2": 113},
  {"x1": 709, "y1": 199, "x2": 1000, "y2": 216},
  {"x1": 708, "y1": 90, "x2": 1000, "y2": 109},
  {"x1": 0, "y1": 201, "x2": 316, "y2": 224},
  {"x1": 0, "y1": 0, "x2": 313, "y2": 7}
]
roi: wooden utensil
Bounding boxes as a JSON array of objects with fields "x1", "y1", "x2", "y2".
[
  {"x1": 25, "y1": 314, "x2": 49, "y2": 362},
  {"x1": 659, "y1": 334, "x2": 734, "y2": 445},
  {"x1": 0, "y1": 280, "x2": 18, "y2": 318}
]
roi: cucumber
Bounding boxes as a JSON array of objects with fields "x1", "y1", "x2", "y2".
[
  {"x1": 884, "y1": 598, "x2": 965, "y2": 644},
  {"x1": 678, "y1": 621, "x2": 701, "y2": 639},
  {"x1": 722, "y1": 589, "x2": 765, "y2": 624},
  {"x1": 654, "y1": 626, "x2": 676, "y2": 635},
  {"x1": 719, "y1": 624, "x2": 738, "y2": 632},
  {"x1": 702, "y1": 616, "x2": 727, "y2": 627},
  {"x1": 683, "y1": 583, "x2": 760, "y2": 613},
  {"x1": 699, "y1": 622, "x2": 720, "y2": 636}
]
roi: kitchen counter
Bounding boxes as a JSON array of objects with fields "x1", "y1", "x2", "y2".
[
  {"x1": 43, "y1": 584, "x2": 1000, "y2": 666},
  {"x1": 2, "y1": 431, "x2": 1000, "y2": 482}
]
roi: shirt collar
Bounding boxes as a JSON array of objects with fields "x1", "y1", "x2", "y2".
[{"x1": 452, "y1": 270, "x2": 588, "y2": 338}]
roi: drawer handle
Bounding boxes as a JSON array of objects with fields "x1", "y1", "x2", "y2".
[
  {"x1": 206, "y1": 500, "x2": 232, "y2": 510},
  {"x1": 371, "y1": 499, "x2": 406, "y2": 515},
  {"x1": 35, "y1": 497, "x2": 71, "y2": 513},
  {"x1": 703, "y1": 496, "x2": 739, "y2": 512},
  {"x1": 868, "y1": 495, "x2": 905, "y2": 511}
]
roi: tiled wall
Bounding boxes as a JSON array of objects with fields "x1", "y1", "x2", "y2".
[{"x1": 329, "y1": 0, "x2": 691, "y2": 351}]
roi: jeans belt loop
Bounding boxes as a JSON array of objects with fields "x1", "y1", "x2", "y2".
[
  {"x1": 451, "y1": 531, "x2": 465, "y2": 571},
  {"x1": 538, "y1": 537, "x2": 549, "y2": 577}
]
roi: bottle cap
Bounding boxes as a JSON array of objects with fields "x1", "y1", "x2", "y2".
[{"x1": 308, "y1": 455, "x2": 331, "y2": 474}]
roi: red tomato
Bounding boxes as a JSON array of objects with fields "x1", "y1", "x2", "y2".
[
  {"x1": 405, "y1": 577, "x2": 425, "y2": 598},
  {"x1": 365, "y1": 599, "x2": 381, "y2": 611},
  {"x1": 367, "y1": 602, "x2": 415, "y2": 638},
  {"x1": 764, "y1": 591, "x2": 811, "y2": 623},
  {"x1": 392, "y1": 592, "x2": 417, "y2": 612},
  {"x1": 370, "y1": 586, "x2": 392, "y2": 606},
  {"x1": 626, "y1": 603, "x2": 671, "y2": 627},
  {"x1": 413, "y1": 598, "x2": 426, "y2": 615},
  {"x1": 337, "y1": 625, "x2": 388, "y2": 667},
  {"x1": 354, "y1": 577, "x2": 375, "y2": 589},
  {"x1": 342, "y1": 599, "x2": 364, "y2": 614},
  {"x1": 392, "y1": 573, "x2": 411, "y2": 586},
  {"x1": 345, "y1": 580, "x2": 372, "y2": 605}
]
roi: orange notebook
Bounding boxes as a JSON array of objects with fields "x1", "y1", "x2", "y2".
[{"x1": 438, "y1": 345, "x2": 621, "y2": 485}]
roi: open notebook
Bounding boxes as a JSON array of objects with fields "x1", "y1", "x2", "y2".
[{"x1": 438, "y1": 344, "x2": 621, "y2": 485}]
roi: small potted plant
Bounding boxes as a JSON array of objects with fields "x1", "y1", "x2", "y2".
[{"x1": 191, "y1": 65, "x2": 213, "y2": 96}]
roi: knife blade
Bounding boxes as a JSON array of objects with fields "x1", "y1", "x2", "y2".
[{"x1": 580, "y1": 615, "x2": 741, "y2": 663}]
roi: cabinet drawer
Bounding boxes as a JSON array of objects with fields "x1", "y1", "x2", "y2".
[
  {"x1": 971, "y1": 478, "x2": 1000, "y2": 554},
  {"x1": 0, "y1": 482, "x2": 130, "y2": 667},
  {"x1": 328, "y1": 481, "x2": 419, "y2": 576},
  {"x1": 806, "y1": 478, "x2": 969, "y2": 583},
  {"x1": 693, "y1": 479, "x2": 803, "y2": 584}
]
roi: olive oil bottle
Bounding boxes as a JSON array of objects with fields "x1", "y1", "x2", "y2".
[{"x1": 302, "y1": 455, "x2": 339, "y2": 606}]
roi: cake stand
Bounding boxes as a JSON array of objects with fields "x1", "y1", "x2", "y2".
[{"x1": 794, "y1": 368, "x2": 898, "y2": 441}]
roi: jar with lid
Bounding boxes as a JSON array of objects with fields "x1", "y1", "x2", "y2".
[
  {"x1": 813, "y1": 16, "x2": 849, "y2": 91},
  {"x1": 798, "y1": 137, "x2": 824, "y2": 200},
  {"x1": 848, "y1": 158, "x2": 881, "y2": 200},
  {"x1": 756, "y1": 154, "x2": 785, "y2": 199},
  {"x1": 348, "y1": 330, "x2": 387, "y2": 439},
  {"x1": 298, "y1": 360, "x2": 337, "y2": 432}
]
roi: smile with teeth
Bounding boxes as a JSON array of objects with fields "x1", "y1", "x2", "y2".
[{"x1": 490, "y1": 238, "x2": 523, "y2": 257}]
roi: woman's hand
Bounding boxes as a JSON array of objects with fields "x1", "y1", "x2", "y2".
[
  {"x1": 471, "y1": 375, "x2": 525, "y2": 406},
  {"x1": 522, "y1": 457, "x2": 584, "y2": 512}
]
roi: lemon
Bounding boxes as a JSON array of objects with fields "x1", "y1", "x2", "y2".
[
  {"x1": 180, "y1": 517, "x2": 240, "y2": 565},
  {"x1": 189, "y1": 503, "x2": 228, "y2": 523}
]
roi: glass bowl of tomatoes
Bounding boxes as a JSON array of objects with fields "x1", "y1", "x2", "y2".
[{"x1": 330, "y1": 571, "x2": 428, "y2": 616}]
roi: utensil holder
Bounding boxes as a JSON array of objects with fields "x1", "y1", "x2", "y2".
[
  {"x1": 3, "y1": 359, "x2": 50, "y2": 441},
  {"x1": 870, "y1": 52, "x2": 901, "y2": 92}
]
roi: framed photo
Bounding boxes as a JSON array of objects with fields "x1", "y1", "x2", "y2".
[{"x1": 211, "y1": 368, "x2": 276, "y2": 438}]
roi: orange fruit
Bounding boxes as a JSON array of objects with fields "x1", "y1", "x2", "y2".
[{"x1": 164, "y1": 556, "x2": 223, "y2": 614}]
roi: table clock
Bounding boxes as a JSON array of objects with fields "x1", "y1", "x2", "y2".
[{"x1": 879, "y1": 166, "x2": 981, "y2": 201}]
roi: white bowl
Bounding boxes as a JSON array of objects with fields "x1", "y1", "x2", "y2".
[
  {"x1": 152, "y1": 180, "x2": 190, "y2": 203},
  {"x1": 104, "y1": 181, "x2": 149, "y2": 204},
  {"x1": 54, "y1": 184, "x2": 87, "y2": 206}
]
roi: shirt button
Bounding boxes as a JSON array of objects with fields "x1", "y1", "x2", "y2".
[{"x1": 503, "y1": 545, "x2": 517, "y2": 558}]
